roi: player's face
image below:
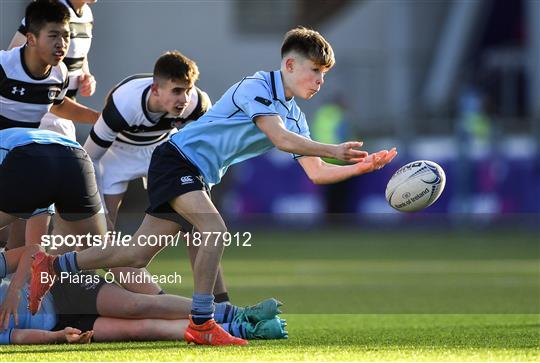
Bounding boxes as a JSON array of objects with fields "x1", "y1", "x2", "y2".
[
  {"x1": 289, "y1": 57, "x2": 328, "y2": 100},
  {"x1": 29, "y1": 22, "x2": 70, "y2": 67},
  {"x1": 156, "y1": 79, "x2": 193, "y2": 116}
]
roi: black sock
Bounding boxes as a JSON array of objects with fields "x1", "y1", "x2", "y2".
[{"x1": 214, "y1": 292, "x2": 230, "y2": 304}]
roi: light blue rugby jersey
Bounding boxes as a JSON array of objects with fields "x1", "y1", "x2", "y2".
[
  {"x1": 0, "y1": 280, "x2": 57, "y2": 344},
  {"x1": 169, "y1": 70, "x2": 310, "y2": 187},
  {"x1": 0, "y1": 127, "x2": 81, "y2": 165}
]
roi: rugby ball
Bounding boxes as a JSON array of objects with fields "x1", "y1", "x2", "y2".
[{"x1": 385, "y1": 160, "x2": 446, "y2": 212}]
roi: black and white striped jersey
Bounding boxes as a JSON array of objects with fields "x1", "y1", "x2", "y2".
[
  {"x1": 0, "y1": 46, "x2": 69, "y2": 130},
  {"x1": 89, "y1": 75, "x2": 211, "y2": 147},
  {"x1": 19, "y1": 0, "x2": 93, "y2": 99}
]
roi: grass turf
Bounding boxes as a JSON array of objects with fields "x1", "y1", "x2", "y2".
[
  {"x1": 2, "y1": 315, "x2": 538, "y2": 361},
  {"x1": 0, "y1": 229, "x2": 538, "y2": 361}
]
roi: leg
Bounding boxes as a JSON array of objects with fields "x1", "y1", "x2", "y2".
[
  {"x1": 74, "y1": 213, "x2": 180, "y2": 270},
  {"x1": 168, "y1": 191, "x2": 248, "y2": 345},
  {"x1": 169, "y1": 191, "x2": 227, "y2": 296},
  {"x1": 187, "y1": 241, "x2": 229, "y2": 299},
  {"x1": 55, "y1": 211, "x2": 107, "y2": 246},
  {"x1": 0, "y1": 212, "x2": 16, "y2": 232},
  {"x1": 104, "y1": 193, "x2": 125, "y2": 230},
  {"x1": 48, "y1": 214, "x2": 76, "y2": 255},
  {"x1": 92, "y1": 317, "x2": 188, "y2": 342},
  {"x1": 95, "y1": 283, "x2": 191, "y2": 319},
  {"x1": 5, "y1": 219, "x2": 25, "y2": 250},
  {"x1": 25, "y1": 213, "x2": 51, "y2": 246}
]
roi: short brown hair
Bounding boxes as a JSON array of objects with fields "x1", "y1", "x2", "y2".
[
  {"x1": 153, "y1": 51, "x2": 199, "y2": 86},
  {"x1": 281, "y1": 27, "x2": 335, "y2": 68}
]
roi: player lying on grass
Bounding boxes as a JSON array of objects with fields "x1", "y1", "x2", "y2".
[
  {"x1": 0, "y1": 245, "x2": 287, "y2": 344},
  {"x1": 29, "y1": 26, "x2": 397, "y2": 346}
]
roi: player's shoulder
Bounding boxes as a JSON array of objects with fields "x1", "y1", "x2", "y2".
[
  {"x1": 59, "y1": 0, "x2": 93, "y2": 22},
  {"x1": 111, "y1": 74, "x2": 152, "y2": 98},
  {"x1": 234, "y1": 71, "x2": 273, "y2": 95},
  {"x1": 0, "y1": 46, "x2": 19, "y2": 66},
  {"x1": 108, "y1": 74, "x2": 152, "y2": 117}
]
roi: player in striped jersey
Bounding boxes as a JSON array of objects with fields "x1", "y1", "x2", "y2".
[
  {"x1": 83, "y1": 51, "x2": 211, "y2": 230},
  {"x1": 9, "y1": 0, "x2": 97, "y2": 140},
  {"x1": 0, "y1": 0, "x2": 99, "y2": 131}
]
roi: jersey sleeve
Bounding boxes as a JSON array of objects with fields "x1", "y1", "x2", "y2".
[
  {"x1": 0, "y1": 328, "x2": 13, "y2": 344},
  {"x1": 89, "y1": 90, "x2": 131, "y2": 148},
  {"x1": 291, "y1": 111, "x2": 311, "y2": 159},
  {"x1": 233, "y1": 79, "x2": 279, "y2": 120}
]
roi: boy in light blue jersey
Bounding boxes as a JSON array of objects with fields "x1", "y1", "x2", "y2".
[{"x1": 30, "y1": 27, "x2": 397, "y2": 346}]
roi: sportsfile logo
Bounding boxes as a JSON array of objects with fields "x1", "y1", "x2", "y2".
[{"x1": 180, "y1": 176, "x2": 194, "y2": 185}]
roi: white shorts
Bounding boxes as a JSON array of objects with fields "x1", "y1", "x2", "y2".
[
  {"x1": 99, "y1": 141, "x2": 165, "y2": 195},
  {"x1": 39, "y1": 112, "x2": 77, "y2": 141}
]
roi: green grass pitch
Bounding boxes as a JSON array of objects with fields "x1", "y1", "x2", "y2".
[{"x1": 1, "y1": 228, "x2": 538, "y2": 361}]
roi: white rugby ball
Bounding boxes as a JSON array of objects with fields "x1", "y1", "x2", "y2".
[{"x1": 385, "y1": 160, "x2": 446, "y2": 212}]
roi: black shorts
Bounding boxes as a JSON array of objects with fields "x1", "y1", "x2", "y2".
[
  {"x1": 0, "y1": 143, "x2": 101, "y2": 221},
  {"x1": 146, "y1": 142, "x2": 210, "y2": 231},
  {"x1": 51, "y1": 273, "x2": 107, "y2": 332}
]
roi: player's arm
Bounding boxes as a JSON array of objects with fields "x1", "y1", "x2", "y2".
[
  {"x1": 297, "y1": 149, "x2": 398, "y2": 185},
  {"x1": 0, "y1": 245, "x2": 42, "y2": 329},
  {"x1": 7, "y1": 328, "x2": 93, "y2": 344},
  {"x1": 50, "y1": 97, "x2": 99, "y2": 124},
  {"x1": 255, "y1": 115, "x2": 367, "y2": 162},
  {"x1": 83, "y1": 116, "x2": 116, "y2": 162},
  {"x1": 79, "y1": 58, "x2": 96, "y2": 97}
]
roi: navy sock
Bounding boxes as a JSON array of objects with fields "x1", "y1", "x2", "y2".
[
  {"x1": 0, "y1": 252, "x2": 7, "y2": 279},
  {"x1": 221, "y1": 321, "x2": 248, "y2": 339},
  {"x1": 214, "y1": 302, "x2": 238, "y2": 323},
  {"x1": 191, "y1": 293, "x2": 214, "y2": 325},
  {"x1": 214, "y1": 292, "x2": 230, "y2": 303},
  {"x1": 53, "y1": 251, "x2": 80, "y2": 275}
]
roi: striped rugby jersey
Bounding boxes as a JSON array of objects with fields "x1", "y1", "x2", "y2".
[
  {"x1": 0, "y1": 46, "x2": 69, "y2": 130},
  {"x1": 19, "y1": 0, "x2": 93, "y2": 99},
  {"x1": 89, "y1": 74, "x2": 211, "y2": 147}
]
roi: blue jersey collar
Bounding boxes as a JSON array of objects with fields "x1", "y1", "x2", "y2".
[{"x1": 270, "y1": 70, "x2": 293, "y2": 110}]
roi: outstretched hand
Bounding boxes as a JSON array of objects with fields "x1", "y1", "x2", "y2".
[
  {"x1": 64, "y1": 327, "x2": 94, "y2": 343},
  {"x1": 353, "y1": 147, "x2": 398, "y2": 175},
  {"x1": 334, "y1": 141, "x2": 369, "y2": 162}
]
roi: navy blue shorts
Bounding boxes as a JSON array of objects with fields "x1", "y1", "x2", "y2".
[
  {"x1": 0, "y1": 144, "x2": 101, "y2": 221},
  {"x1": 146, "y1": 142, "x2": 209, "y2": 231}
]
